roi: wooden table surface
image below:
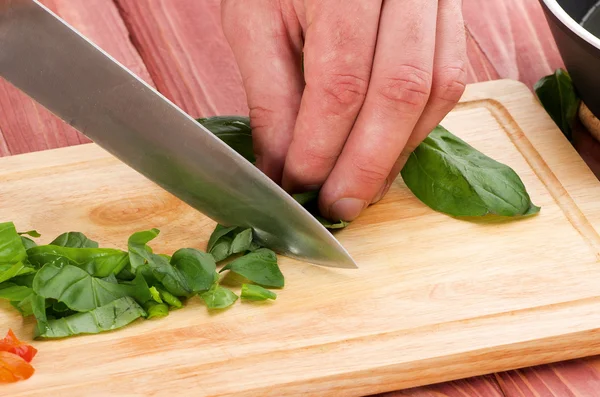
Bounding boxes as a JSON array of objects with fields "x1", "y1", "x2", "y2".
[{"x1": 1, "y1": 1, "x2": 600, "y2": 396}]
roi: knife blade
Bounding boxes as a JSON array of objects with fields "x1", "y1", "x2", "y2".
[{"x1": 0, "y1": 0, "x2": 357, "y2": 269}]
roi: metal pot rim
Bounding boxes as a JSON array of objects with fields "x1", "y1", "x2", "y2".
[{"x1": 540, "y1": 0, "x2": 600, "y2": 50}]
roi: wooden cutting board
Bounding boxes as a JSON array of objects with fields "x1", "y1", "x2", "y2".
[{"x1": 2, "y1": 79, "x2": 600, "y2": 396}]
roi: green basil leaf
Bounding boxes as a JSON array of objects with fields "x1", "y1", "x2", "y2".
[
  {"x1": 137, "y1": 254, "x2": 191, "y2": 297},
  {"x1": 220, "y1": 248, "x2": 284, "y2": 288},
  {"x1": 206, "y1": 224, "x2": 237, "y2": 253},
  {"x1": 200, "y1": 284, "x2": 238, "y2": 310},
  {"x1": 149, "y1": 286, "x2": 162, "y2": 303},
  {"x1": 207, "y1": 225, "x2": 254, "y2": 262},
  {"x1": 128, "y1": 234, "x2": 217, "y2": 297},
  {"x1": 35, "y1": 296, "x2": 146, "y2": 339},
  {"x1": 31, "y1": 293, "x2": 49, "y2": 336},
  {"x1": 210, "y1": 237, "x2": 233, "y2": 262},
  {"x1": 27, "y1": 245, "x2": 129, "y2": 277},
  {"x1": 20, "y1": 236, "x2": 37, "y2": 250},
  {"x1": 51, "y1": 301, "x2": 71, "y2": 313},
  {"x1": 0, "y1": 262, "x2": 36, "y2": 283},
  {"x1": 197, "y1": 116, "x2": 255, "y2": 164},
  {"x1": 400, "y1": 125, "x2": 540, "y2": 217},
  {"x1": 0, "y1": 282, "x2": 32, "y2": 301},
  {"x1": 241, "y1": 284, "x2": 277, "y2": 301},
  {"x1": 33, "y1": 258, "x2": 151, "y2": 311},
  {"x1": 11, "y1": 297, "x2": 34, "y2": 317},
  {"x1": 0, "y1": 222, "x2": 27, "y2": 265},
  {"x1": 18, "y1": 230, "x2": 41, "y2": 238},
  {"x1": 127, "y1": 228, "x2": 159, "y2": 272},
  {"x1": 170, "y1": 248, "x2": 217, "y2": 294},
  {"x1": 231, "y1": 228, "x2": 253, "y2": 253},
  {"x1": 534, "y1": 68, "x2": 580, "y2": 140},
  {"x1": 156, "y1": 287, "x2": 182, "y2": 309},
  {"x1": 143, "y1": 301, "x2": 169, "y2": 319},
  {"x1": 50, "y1": 232, "x2": 99, "y2": 248}
]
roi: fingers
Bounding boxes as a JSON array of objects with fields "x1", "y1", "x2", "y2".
[
  {"x1": 281, "y1": 0, "x2": 383, "y2": 192},
  {"x1": 319, "y1": 0, "x2": 439, "y2": 221},
  {"x1": 221, "y1": 0, "x2": 304, "y2": 183},
  {"x1": 393, "y1": 0, "x2": 467, "y2": 176}
]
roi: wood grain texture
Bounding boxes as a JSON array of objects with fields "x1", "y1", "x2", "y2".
[
  {"x1": 2, "y1": 80, "x2": 600, "y2": 396},
  {"x1": 378, "y1": 375, "x2": 505, "y2": 397},
  {"x1": 463, "y1": 0, "x2": 564, "y2": 88},
  {"x1": 114, "y1": 0, "x2": 248, "y2": 118},
  {"x1": 0, "y1": 0, "x2": 153, "y2": 157}
]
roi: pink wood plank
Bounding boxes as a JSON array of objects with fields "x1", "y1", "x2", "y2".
[
  {"x1": 0, "y1": 0, "x2": 154, "y2": 156},
  {"x1": 114, "y1": 0, "x2": 248, "y2": 118},
  {"x1": 378, "y1": 375, "x2": 505, "y2": 397},
  {"x1": 462, "y1": 0, "x2": 564, "y2": 88}
]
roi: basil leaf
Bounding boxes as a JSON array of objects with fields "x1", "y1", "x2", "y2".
[
  {"x1": 0, "y1": 283, "x2": 32, "y2": 301},
  {"x1": 127, "y1": 228, "x2": 159, "y2": 272},
  {"x1": 50, "y1": 232, "x2": 99, "y2": 248},
  {"x1": 18, "y1": 230, "x2": 41, "y2": 238},
  {"x1": 197, "y1": 116, "x2": 255, "y2": 163},
  {"x1": 207, "y1": 225, "x2": 237, "y2": 253},
  {"x1": 33, "y1": 258, "x2": 151, "y2": 311},
  {"x1": 149, "y1": 286, "x2": 162, "y2": 303},
  {"x1": 170, "y1": 248, "x2": 217, "y2": 294},
  {"x1": 534, "y1": 68, "x2": 580, "y2": 140},
  {"x1": 143, "y1": 301, "x2": 169, "y2": 319},
  {"x1": 241, "y1": 284, "x2": 277, "y2": 301},
  {"x1": 20, "y1": 236, "x2": 37, "y2": 250},
  {"x1": 127, "y1": 231, "x2": 216, "y2": 297},
  {"x1": 27, "y1": 245, "x2": 129, "y2": 277},
  {"x1": 31, "y1": 293, "x2": 49, "y2": 336},
  {"x1": 11, "y1": 297, "x2": 35, "y2": 317},
  {"x1": 220, "y1": 248, "x2": 284, "y2": 288},
  {"x1": 0, "y1": 262, "x2": 36, "y2": 283},
  {"x1": 207, "y1": 225, "x2": 254, "y2": 262},
  {"x1": 51, "y1": 301, "x2": 71, "y2": 313},
  {"x1": 156, "y1": 287, "x2": 182, "y2": 309},
  {"x1": 0, "y1": 222, "x2": 27, "y2": 265},
  {"x1": 35, "y1": 296, "x2": 146, "y2": 339},
  {"x1": 200, "y1": 284, "x2": 238, "y2": 310},
  {"x1": 400, "y1": 125, "x2": 540, "y2": 217}
]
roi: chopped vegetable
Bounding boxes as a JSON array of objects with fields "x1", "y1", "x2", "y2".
[
  {"x1": 207, "y1": 225, "x2": 254, "y2": 262},
  {"x1": 27, "y1": 245, "x2": 130, "y2": 278},
  {"x1": 35, "y1": 297, "x2": 146, "y2": 339},
  {"x1": 0, "y1": 222, "x2": 28, "y2": 265},
  {"x1": 0, "y1": 329, "x2": 37, "y2": 362},
  {"x1": 220, "y1": 248, "x2": 284, "y2": 288},
  {"x1": 144, "y1": 301, "x2": 169, "y2": 319},
  {"x1": 241, "y1": 284, "x2": 277, "y2": 301},
  {"x1": 0, "y1": 351, "x2": 34, "y2": 383},
  {"x1": 32, "y1": 258, "x2": 151, "y2": 311},
  {"x1": 200, "y1": 284, "x2": 238, "y2": 310},
  {"x1": 50, "y1": 232, "x2": 99, "y2": 248}
]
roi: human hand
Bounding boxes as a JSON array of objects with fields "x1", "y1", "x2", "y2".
[{"x1": 221, "y1": 0, "x2": 467, "y2": 221}]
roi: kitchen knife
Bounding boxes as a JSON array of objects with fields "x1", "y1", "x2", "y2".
[{"x1": 0, "y1": 0, "x2": 357, "y2": 268}]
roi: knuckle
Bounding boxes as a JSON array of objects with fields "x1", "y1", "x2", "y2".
[
  {"x1": 376, "y1": 65, "x2": 432, "y2": 112},
  {"x1": 352, "y1": 159, "x2": 389, "y2": 187},
  {"x1": 248, "y1": 105, "x2": 275, "y2": 131},
  {"x1": 317, "y1": 73, "x2": 369, "y2": 116},
  {"x1": 433, "y1": 64, "x2": 467, "y2": 104}
]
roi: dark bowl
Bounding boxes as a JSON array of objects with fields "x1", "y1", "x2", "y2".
[{"x1": 539, "y1": 0, "x2": 600, "y2": 119}]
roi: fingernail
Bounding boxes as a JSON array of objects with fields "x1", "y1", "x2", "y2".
[
  {"x1": 372, "y1": 180, "x2": 391, "y2": 204},
  {"x1": 329, "y1": 198, "x2": 367, "y2": 222}
]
